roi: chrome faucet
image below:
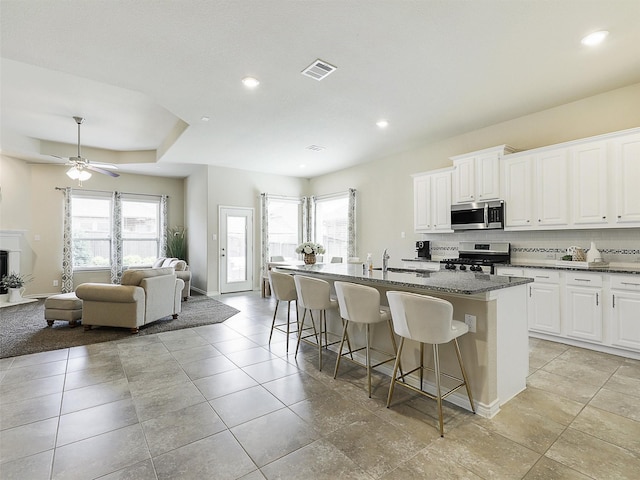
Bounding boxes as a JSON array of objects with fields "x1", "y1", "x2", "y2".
[{"x1": 382, "y1": 249, "x2": 390, "y2": 273}]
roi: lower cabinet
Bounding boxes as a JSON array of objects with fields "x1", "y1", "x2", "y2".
[
  {"x1": 526, "y1": 270, "x2": 561, "y2": 335},
  {"x1": 565, "y1": 272, "x2": 603, "y2": 343},
  {"x1": 610, "y1": 275, "x2": 640, "y2": 351},
  {"x1": 495, "y1": 267, "x2": 640, "y2": 357}
]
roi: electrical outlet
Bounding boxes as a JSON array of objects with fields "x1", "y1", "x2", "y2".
[
  {"x1": 53, "y1": 280, "x2": 59, "y2": 287},
  {"x1": 464, "y1": 314, "x2": 477, "y2": 333}
]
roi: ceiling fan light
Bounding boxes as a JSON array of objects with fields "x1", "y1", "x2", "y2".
[
  {"x1": 66, "y1": 166, "x2": 80, "y2": 180},
  {"x1": 66, "y1": 166, "x2": 92, "y2": 181}
]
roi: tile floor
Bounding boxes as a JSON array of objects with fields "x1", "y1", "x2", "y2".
[{"x1": 1, "y1": 291, "x2": 639, "y2": 479}]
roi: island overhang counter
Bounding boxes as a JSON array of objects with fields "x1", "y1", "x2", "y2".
[{"x1": 275, "y1": 263, "x2": 533, "y2": 418}]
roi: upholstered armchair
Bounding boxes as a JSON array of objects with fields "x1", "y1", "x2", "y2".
[
  {"x1": 152, "y1": 257, "x2": 191, "y2": 300},
  {"x1": 76, "y1": 267, "x2": 184, "y2": 333}
]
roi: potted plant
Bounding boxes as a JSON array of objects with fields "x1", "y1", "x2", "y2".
[
  {"x1": 1, "y1": 271, "x2": 33, "y2": 303},
  {"x1": 166, "y1": 226, "x2": 187, "y2": 261},
  {"x1": 295, "y1": 242, "x2": 325, "y2": 264}
]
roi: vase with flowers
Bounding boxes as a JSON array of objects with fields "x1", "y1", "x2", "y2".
[
  {"x1": 1, "y1": 271, "x2": 33, "y2": 303},
  {"x1": 295, "y1": 242, "x2": 326, "y2": 265}
]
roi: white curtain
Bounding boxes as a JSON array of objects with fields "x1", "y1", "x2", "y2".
[
  {"x1": 61, "y1": 187, "x2": 73, "y2": 293},
  {"x1": 260, "y1": 193, "x2": 269, "y2": 275},
  {"x1": 159, "y1": 194, "x2": 169, "y2": 257},
  {"x1": 348, "y1": 188, "x2": 357, "y2": 258},
  {"x1": 110, "y1": 191, "x2": 123, "y2": 284}
]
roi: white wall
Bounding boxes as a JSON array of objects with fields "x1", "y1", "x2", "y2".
[{"x1": 184, "y1": 165, "x2": 308, "y2": 295}]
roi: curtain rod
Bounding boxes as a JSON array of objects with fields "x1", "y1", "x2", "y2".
[{"x1": 55, "y1": 187, "x2": 168, "y2": 198}]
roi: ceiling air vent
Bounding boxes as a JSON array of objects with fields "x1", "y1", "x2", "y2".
[
  {"x1": 306, "y1": 145, "x2": 326, "y2": 151},
  {"x1": 301, "y1": 59, "x2": 337, "y2": 81}
]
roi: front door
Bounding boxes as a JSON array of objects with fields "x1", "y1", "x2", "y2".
[{"x1": 219, "y1": 206, "x2": 254, "y2": 293}]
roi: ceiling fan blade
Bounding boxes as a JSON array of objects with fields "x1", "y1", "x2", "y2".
[
  {"x1": 89, "y1": 162, "x2": 118, "y2": 170},
  {"x1": 86, "y1": 165, "x2": 120, "y2": 177}
]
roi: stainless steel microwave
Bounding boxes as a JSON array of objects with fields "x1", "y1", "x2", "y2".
[{"x1": 451, "y1": 200, "x2": 505, "y2": 231}]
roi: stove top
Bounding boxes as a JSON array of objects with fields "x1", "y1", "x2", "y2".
[{"x1": 440, "y1": 241, "x2": 510, "y2": 273}]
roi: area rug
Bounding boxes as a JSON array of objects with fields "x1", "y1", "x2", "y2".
[{"x1": 0, "y1": 296, "x2": 240, "y2": 359}]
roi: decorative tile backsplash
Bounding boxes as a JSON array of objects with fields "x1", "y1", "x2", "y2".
[{"x1": 423, "y1": 228, "x2": 640, "y2": 265}]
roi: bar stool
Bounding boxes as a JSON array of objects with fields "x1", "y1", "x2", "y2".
[
  {"x1": 293, "y1": 275, "x2": 338, "y2": 371},
  {"x1": 333, "y1": 281, "x2": 400, "y2": 398},
  {"x1": 268, "y1": 270, "x2": 298, "y2": 352},
  {"x1": 386, "y1": 291, "x2": 475, "y2": 437}
]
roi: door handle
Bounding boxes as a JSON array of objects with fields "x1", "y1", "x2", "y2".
[{"x1": 596, "y1": 293, "x2": 599, "y2": 306}]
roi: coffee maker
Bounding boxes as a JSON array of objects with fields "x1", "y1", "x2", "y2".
[{"x1": 415, "y1": 241, "x2": 430, "y2": 259}]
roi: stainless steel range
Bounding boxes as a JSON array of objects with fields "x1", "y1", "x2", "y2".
[{"x1": 441, "y1": 241, "x2": 510, "y2": 274}]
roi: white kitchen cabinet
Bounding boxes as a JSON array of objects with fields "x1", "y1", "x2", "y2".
[
  {"x1": 451, "y1": 145, "x2": 514, "y2": 204},
  {"x1": 613, "y1": 132, "x2": 640, "y2": 224},
  {"x1": 571, "y1": 140, "x2": 608, "y2": 226},
  {"x1": 565, "y1": 272, "x2": 603, "y2": 343},
  {"x1": 535, "y1": 149, "x2": 569, "y2": 227},
  {"x1": 609, "y1": 275, "x2": 640, "y2": 351},
  {"x1": 412, "y1": 168, "x2": 453, "y2": 233},
  {"x1": 502, "y1": 155, "x2": 534, "y2": 228},
  {"x1": 525, "y1": 269, "x2": 561, "y2": 335}
]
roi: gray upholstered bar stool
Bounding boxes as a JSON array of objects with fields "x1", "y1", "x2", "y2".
[
  {"x1": 386, "y1": 291, "x2": 476, "y2": 437},
  {"x1": 293, "y1": 275, "x2": 338, "y2": 371},
  {"x1": 267, "y1": 270, "x2": 298, "y2": 352},
  {"x1": 333, "y1": 281, "x2": 400, "y2": 398}
]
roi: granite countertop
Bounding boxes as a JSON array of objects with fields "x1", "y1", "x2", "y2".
[
  {"x1": 275, "y1": 263, "x2": 533, "y2": 295},
  {"x1": 502, "y1": 263, "x2": 640, "y2": 275}
]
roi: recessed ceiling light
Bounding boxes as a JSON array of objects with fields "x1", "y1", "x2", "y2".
[
  {"x1": 376, "y1": 119, "x2": 389, "y2": 128},
  {"x1": 581, "y1": 30, "x2": 609, "y2": 46},
  {"x1": 242, "y1": 77, "x2": 260, "y2": 88},
  {"x1": 201, "y1": 116, "x2": 210, "y2": 122}
]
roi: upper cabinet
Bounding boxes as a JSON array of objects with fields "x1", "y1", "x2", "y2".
[
  {"x1": 501, "y1": 127, "x2": 640, "y2": 231},
  {"x1": 451, "y1": 145, "x2": 515, "y2": 204},
  {"x1": 613, "y1": 132, "x2": 640, "y2": 224},
  {"x1": 413, "y1": 168, "x2": 453, "y2": 233}
]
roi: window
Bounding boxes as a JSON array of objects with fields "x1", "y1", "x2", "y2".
[
  {"x1": 313, "y1": 190, "x2": 355, "y2": 259},
  {"x1": 267, "y1": 198, "x2": 302, "y2": 260},
  {"x1": 122, "y1": 197, "x2": 161, "y2": 266},
  {"x1": 71, "y1": 195, "x2": 112, "y2": 268},
  {"x1": 71, "y1": 193, "x2": 162, "y2": 269}
]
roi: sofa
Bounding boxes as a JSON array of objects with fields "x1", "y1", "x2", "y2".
[
  {"x1": 76, "y1": 267, "x2": 184, "y2": 333},
  {"x1": 152, "y1": 257, "x2": 191, "y2": 300}
]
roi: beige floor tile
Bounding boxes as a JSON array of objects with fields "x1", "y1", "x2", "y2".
[
  {"x1": 604, "y1": 369, "x2": 640, "y2": 398},
  {"x1": 523, "y1": 456, "x2": 592, "y2": 480},
  {"x1": 153, "y1": 430, "x2": 256, "y2": 480},
  {"x1": 231, "y1": 408, "x2": 318, "y2": 467},
  {"x1": 526, "y1": 369, "x2": 600, "y2": 404},
  {"x1": 325, "y1": 412, "x2": 428, "y2": 478},
  {"x1": 0, "y1": 417, "x2": 58, "y2": 464},
  {"x1": 546, "y1": 427, "x2": 640, "y2": 480},
  {"x1": 209, "y1": 385, "x2": 285, "y2": 427},
  {"x1": 260, "y1": 438, "x2": 373, "y2": 480},
  {"x1": 570, "y1": 405, "x2": 640, "y2": 455},
  {"x1": 379, "y1": 446, "x2": 483, "y2": 480},
  {"x1": 52, "y1": 424, "x2": 151, "y2": 480},
  {"x1": 426, "y1": 422, "x2": 541, "y2": 479},
  {"x1": 61, "y1": 377, "x2": 131, "y2": 414},
  {"x1": 56, "y1": 398, "x2": 139, "y2": 446},
  {"x1": 557, "y1": 346, "x2": 625, "y2": 374},
  {"x1": 99, "y1": 459, "x2": 158, "y2": 480},
  {"x1": 0, "y1": 392, "x2": 62, "y2": 430},
  {"x1": 142, "y1": 402, "x2": 226, "y2": 457},
  {"x1": 0, "y1": 449, "x2": 54, "y2": 480},
  {"x1": 542, "y1": 357, "x2": 614, "y2": 387},
  {"x1": 193, "y1": 368, "x2": 258, "y2": 400},
  {"x1": 262, "y1": 371, "x2": 329, "y2": 405},
  {"x1": 132, "y1": 380, "x2": 206, "y2": 422},
  {"x1": 588, "y1": 387, "x2": 640, "y2": 422}
]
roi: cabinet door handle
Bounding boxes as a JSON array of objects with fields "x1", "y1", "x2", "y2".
[
  {"x1": 596, "y1": 293, "x2": 599, "y2": 306},
  {"x1": 613, "y1": 294, "x2": 615, "y2": 308},
  {"x1": 621, "y1": 282, "x2": 640, "y2": 286},
  {"x1": 575, "y1": 278, "x2": 591, "y2": 282},
  {"x1": 535, "y1": 275, "x2": 549, "y2": 279},
  {"x1": 529, "y1": 286, "x2": 532, "y2": 297}
]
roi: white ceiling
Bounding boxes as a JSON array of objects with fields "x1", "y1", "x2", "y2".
[{"x1": 1, "y1": 0, "x2": 639, "y2": 179}]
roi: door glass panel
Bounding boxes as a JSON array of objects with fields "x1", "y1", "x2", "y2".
[{"x1": 227, "y1": 215, "x2": 247, "y2": 283}]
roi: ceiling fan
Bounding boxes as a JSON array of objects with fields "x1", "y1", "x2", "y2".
[{"x1": 51, "y1": 116, "x2": 120, "y2": 182}]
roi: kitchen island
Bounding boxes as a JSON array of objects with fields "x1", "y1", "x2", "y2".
[{"x1": 275, "y1": 263, "x2": 533, "y2": 417}]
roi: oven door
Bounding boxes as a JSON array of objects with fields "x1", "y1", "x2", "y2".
[{"x1": 451, "y1": 201, "x2": 504, "y2": 230}]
